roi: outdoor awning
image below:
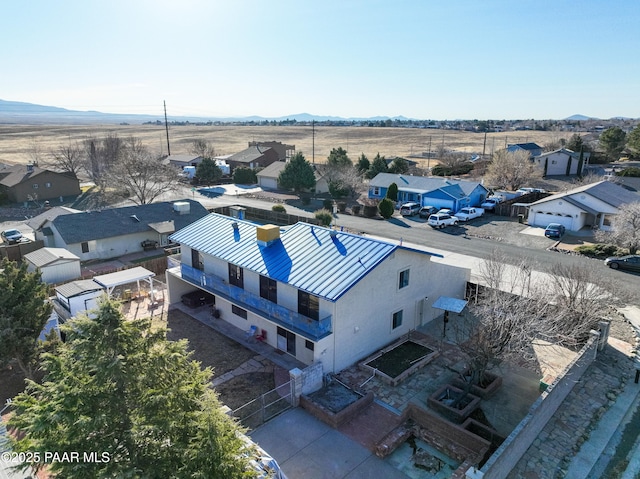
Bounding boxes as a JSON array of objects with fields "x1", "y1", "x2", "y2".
[
  {"x1": 149, "y1": 220, "x2": 175, "y2": 234},
  {"x1": 432, "y1": 296, "x2": 468, "y2": 313},
  {"x1": 93, "y1": 266, "x2": 156, "y2": 297}
]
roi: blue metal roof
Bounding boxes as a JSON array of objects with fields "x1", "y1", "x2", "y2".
[{"x1": 170, "y1": 214, "x2": 438, "y2": 302}]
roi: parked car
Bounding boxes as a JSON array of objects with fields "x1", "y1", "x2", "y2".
[
  {"x1": 544, "y1": 223, "x2": 566, "y2": 239},
  {"x1": 604, "y1": 255, "x2": 640, "y2": 272},
  {"x1": 419, "y1": 206, "x2": 438, "y2": 218},
  {"x1": 399, "y1": 202, "x2": 421, "y2": 217},
  {"x1": 428, "y1": 213, "x2": 459, "y2": 229},
  {"x1": 1, "y1": 229, "x2": 23, "y2": 244},
  {"x1": 480, "y1": 196, "x2": 504, "y2": 211},
  {"x1": 455, "y1": 207, "x2": 484, "y2": 222}
]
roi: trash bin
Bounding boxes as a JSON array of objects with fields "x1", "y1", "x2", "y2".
[{"x1": 518, "y1": 214, "x2": 524, "y2": 224}]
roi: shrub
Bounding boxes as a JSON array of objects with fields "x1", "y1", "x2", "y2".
[
  {"x1": 378, "y1": 198, "x2": 395, "y2": 219},
  {"x1": 574, "y1": 243, "x2": 626, "y2": 258},
  {"x1": 351, "y1": 204, "x2": 361, "y2": 216},
  {"x1": 616, "y1": 167, "x2": 640, "y2": 177},
  {"x1": 323, "y1": 199, "x2": 334, "y2": 210},
  {"x1": 314, "y1": 208, "x2": 333, "y2": 226},
  {"x1": 432, "y1": 162, "x2": 474, "y2": 176},
  {"x1": 272, "y1": 204, "x2": 286, "y2": 213},
  {"x1": 329, "y1": 181, "x2": 349, "y2": 198},
  {"x1": 337, "y1": 201, "x2": 347, "y2": 213},
  {"x1": 232, "y1": 167, "x2": 257, "y2": 185}
]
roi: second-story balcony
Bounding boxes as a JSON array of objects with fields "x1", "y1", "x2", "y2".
[{"x1": 177, "y1": 263, "x2": 332, "y2": 341}]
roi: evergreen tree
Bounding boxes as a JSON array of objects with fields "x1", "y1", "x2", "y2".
[
  {"x1": 326, "y1": 147, "x2": 351, "y2": 168},
  {"x1": 0, "y1": 258, "x2": 52, "y2": 379},
  {"x1": 9, "y1": 298, "x2": 251, "y2": 479},
  {"x1": 626, "y1": 124, "x2": 640, "y2": 157},
  {"x1": 599, "y1": 127, "x2": 627, "y2": 161},
  {"x1": 195, "y1": 157, "x2": 223, "y2": 185},
  {"x1": 356, "y1": 153, "x2": 370, "y2": 174},
  {"x1": 366, "y1": 153, "x2": 388, "y2": 179},
  {"x1": 378, "y1": 198, "x2": 395, "y2": 219},
  {"x1": 278, "y1": 152, "x2": 316, "y2": 192},
  {"x1": 386, "y1": 182, "x2": 399, "y2": 201}
]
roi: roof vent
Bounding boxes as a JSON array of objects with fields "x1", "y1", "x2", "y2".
[
  {"x1": 173, "y1": 201, "x2": 190, "y2": 215},
  {"x1": 232, "y1": 221, "x2": 239, "y2": 230},
  {"x1": 130, "y1": 214, "x2": 140, "y2": 222},
  {"x1": 329, "y1": 230, "x2": 337, "y2": 237}
]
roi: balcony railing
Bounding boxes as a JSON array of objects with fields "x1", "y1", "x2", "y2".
[{"x1": 178, "y1": 263, "x2": 332, "y2": 341}]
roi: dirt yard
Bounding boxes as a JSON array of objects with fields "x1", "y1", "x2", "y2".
[{"x1": 1, "y1": 308, "x2": 276, "y2": 417}]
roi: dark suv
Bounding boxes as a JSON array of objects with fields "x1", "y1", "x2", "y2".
[{"x1": 544, "y1": 223, "x2": 566, "y2": 239}]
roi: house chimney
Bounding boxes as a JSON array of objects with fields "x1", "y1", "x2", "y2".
[
  {"x1": 256, "y1": 224, "x2": 280, "y2": 247},
  {"x1": 27, "y1": 163, "x2": 34, "y2": 173}
]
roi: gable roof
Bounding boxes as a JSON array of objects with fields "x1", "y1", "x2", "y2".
[
  {"x1": 538, "y1": 148, "x2": 590, "y2": 160},
  {"x1": 170, "y1": 214, "x2": 440, "y2": 302},
  {"x1": 530, "y1": 181, "x2": 640, "y2": 209},
  {"x1": 227, "y1": 146, "x2": 273, "y2": 164},
  {"x1": 256, "y1": 161, "x2": 287, "y2": 179},
  {"x1": 24, "y1": 247, "x2": 80, "y2": 268},
  {"x1": 370, "y1": 173, "x2": 487, "y2": 197},
  {"x1": 508, "y1": 142, "x2": 542, "y2": 151},
  {"x1": 26, "y1": 206, "x2": 82, "y2": 230},
  {"x1": 0, "y1": 164, "x2": 78, "y2": 188},
  {"x1": 51, "y1": 199, "x2": 209, "y2": 244}
]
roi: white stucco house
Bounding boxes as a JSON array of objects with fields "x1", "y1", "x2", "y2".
[
  {"x1": 256, "y1": 161, "x2": 329, "y2": 194},
  {"x1": 534, "y1": 148, "x2": 590, "y2": 176},
  {"x1": 23, "y1": 247, "x2": 81, "y2": 284},
  {"x1": 166, "y1": 213, "x2": 469, "y2": 373},
  {"x1": 54, "y1": 279, "x2": 106, "y2": 321},
  {"x1": 37, "y1": 200, "x2": 209, "y2": 261},
  {"x1": 528, "y1": 181, "x2": 640, "y2": 231}
]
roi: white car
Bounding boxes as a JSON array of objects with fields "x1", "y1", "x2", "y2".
[
  {"x1": 455, "y1": 207, "x2": 484, "y2": 222},
  {"x1": 428, "y1": 213, "x2": 459, "y2": 229},
  {"x1": 480, "y1": 197, "x2": 503, "y2": 211}
]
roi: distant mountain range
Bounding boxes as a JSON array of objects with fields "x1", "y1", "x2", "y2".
[{"x1": 0, "y1": 99, "x2": 626, "y2": 125}]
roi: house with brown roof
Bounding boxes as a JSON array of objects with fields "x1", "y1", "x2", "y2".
[
  {"x1": 0, "y1": 164, "x2": 81, "y2": 204},
  {"x1": 226, "y1": 141, "x2": 295, "y2": 173}
]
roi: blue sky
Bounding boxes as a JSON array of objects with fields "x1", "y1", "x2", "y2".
[{"x1": 2, "y1": 0, "x2": 638, "y2": 120}]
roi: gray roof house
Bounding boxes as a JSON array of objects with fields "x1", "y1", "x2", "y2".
[
  {"x1": 528, "y1": 180, "x2": 640, "y2": 231},
  {"x1": 506, "y1": 143, "x2": 543, "y2": 158},
  {"x1": 23, "y1": 247, "x2": 81, "y2": 284},
  {"x1": 369, "y1": 173, "x2": 490, "y2": 212},
  {"x1": 41, "y1": 199, "x2": 209, "y2": 261}
]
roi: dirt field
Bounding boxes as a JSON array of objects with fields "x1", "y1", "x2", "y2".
[
  {"x1": 0, "y1": 308, "x2": 275, "y2": 416},
  {"x1": 0, "y1": 124, "x2": 569, "y2": 168}
]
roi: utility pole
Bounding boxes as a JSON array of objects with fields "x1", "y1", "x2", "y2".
[
  {"x1": 164, "y1": 100, "x2": 171, "y2": 156},
  {"x1": 482, "y1": 131, "x2": 487, "y2": 158},
  {"x1": 312, "y1": 120, "x2": 315, "y2": 164}
]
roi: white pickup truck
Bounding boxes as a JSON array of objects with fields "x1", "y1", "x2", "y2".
[{"x1": 455, "y1": 207, "x2": 484, "y2": 222}]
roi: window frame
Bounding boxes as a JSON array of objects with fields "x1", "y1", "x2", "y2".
[
  {"x1": 298, "y1": 290, "x2": 319, "y2": 321},
  {"x1": 259, "y1": 275, "x2": 277, "y2": 303},
  {"x1": 392, "y1": 310, "x2": 403, "y2": 330},
  {"x1": 398, "y1": 268, "x2": 410, "y2": 289},
  {"x1": 228, "y1": 263, "x2": 244, "y2": 288}
]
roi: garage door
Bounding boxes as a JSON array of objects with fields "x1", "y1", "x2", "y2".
[
  {"x1": 259, "y1": 177, "x2": 278, "y2": 190},
  {"x1": 532, "y1": 212, "x2": 574, "y2": 230}
]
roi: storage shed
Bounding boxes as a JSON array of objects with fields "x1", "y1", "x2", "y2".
[{"x1": 23, "y1": 247, "x2": 81, "y2": 284}]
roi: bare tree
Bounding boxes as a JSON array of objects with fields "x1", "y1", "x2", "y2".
[
  {"x1": 189, "y1": 139, "x2": 215, "y2": 159},
  {"x1": 484, "y1": 149, "x2": 542, "y2": 190},
  {"x1": 106, "y1": 137, "x2": 178, "y2": 205},
  {"x1": 85, "y1": 133, "x2": 125, "y2": 186},
  {"x1": 46, "y1": 140, "x2": 86, "y2": 177},
  {"x1": 596, "y1": 201, "x2": 640, "y2": 254}
]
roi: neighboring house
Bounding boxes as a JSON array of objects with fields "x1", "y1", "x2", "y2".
[
  {"x1": 528, "y1": 181, "x2": 640, "y2": 231},
  {"x1": 257, "y1": 162, "x2": 329, "y2": 193},
  {"x1": 23, "y1": 247, "x2": 81, "y2": 284},
  {"x1": 41, "y1": 200, "x2": 209, "y2": 261},
  {"x1": 0, "y1": 163, "x2": 81, "y2": 203},
  {"x1": 53, "y1": 279, "x2": 105, "y2": 321},
  {"x1": 162, "y1": 155, "x2": 203, "y2": 168},
  {"x1": 506, "y1": 143, "x2": 543, "y2": 158},
  {"x1": 166, "y1": 214, "x2": 469, "y2": 373},
  {"x1": 369, "y1": 173, "x2": 489, "y2": 212},
  {"x1": 248, "y1": 141, "x2": 295, "y2": 161},
  {"x1": 533, "y1": 148, "x2": 590, "y2": 176},
  {"x1": 226, "y1": 146, "x2": 280, "y2": 172},
  {"x1": 27, "y1": 206, "x2": 82, "y2": 246}
]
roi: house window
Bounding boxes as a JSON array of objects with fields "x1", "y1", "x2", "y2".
[
  {"x1": 260, "y1": 275, "x2": 277, "y2": 303},
  {"x1": 191, "y1": 249, "x2": 203, "y2": 271},
  {"x1": 45, "y1": 182, "x2": 52, "y2": 188},
  {"x1": 603, "y1": 214, "x2": 613, "y2": 227},
  {"x1": 81, "y1": 242, "x2": 89, "y2": 253},
  {"x1": 232, "y1": 305, "x2": 247, "y2": 319},
  {"x1": 305, "y1": 340, "x2": 314, "y2": 351},
  {"x1": 298, "y1": 291, "x2": 319, "y2": 320},
  {"x1": 551, "y1": 160, "x2": 557, "y2": 164},
  {"x1": 392, "y1": 310, "x2": 403, "y2": 329},
  {"x1": 373, "y1": 187, "x2": 380, "y2": 196},
  {"x1": 32, "y1": 183, "x2": 39, "y2": 189},
  {"x1": 398, "y1": 269, "x2": 410, "y2": 289},
  {"x1": 228, "y1": 263, "x2": 244, "y2": 288}
]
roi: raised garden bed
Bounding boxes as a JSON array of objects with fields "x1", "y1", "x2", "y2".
[
  {"x1": 451, "y1": 369, "x2": 503, "y2": 399},
  {"x1": 300, "y1": 381, "x2": 373, "y2": 429},
  {"x1": 427, "y1": 384, "x2": 481, "y2": 424},
  {"x1": 359, "y1": 338, "x2": 439, "y2": 386}
]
